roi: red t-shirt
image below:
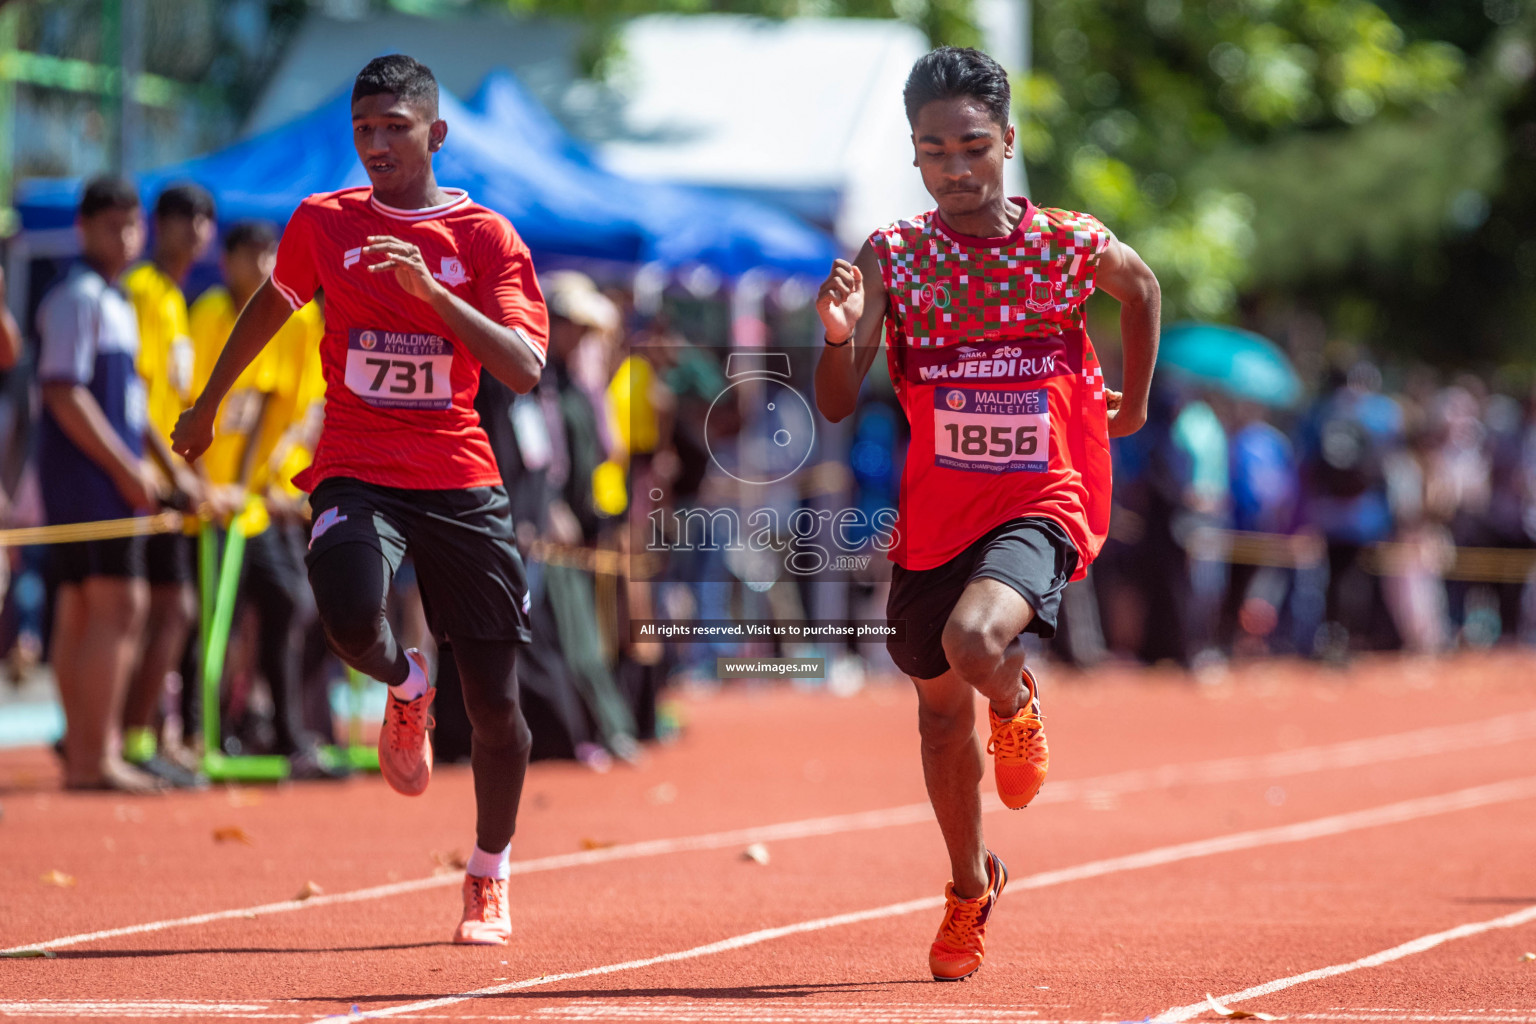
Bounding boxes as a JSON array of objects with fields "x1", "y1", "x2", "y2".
[
  {"x1": 871, "y1": 200, "x2": 1114, "y2": 577},
  {"x1": 270, "y1": 186, "x2": 549, "y2": 492}
]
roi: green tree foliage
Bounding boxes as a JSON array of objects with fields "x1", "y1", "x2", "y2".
[{"x1": 1023, "y1": 0, "x2": 1482, "y2": 326}]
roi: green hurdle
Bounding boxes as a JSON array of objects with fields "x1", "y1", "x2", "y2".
[
  {"x1": 199, "y1": 512, "x2": 288, "y2": 782},
  {"x1": 197, "y1": 508, "x2": 381, "y2": 781},
  {"x1": 320, "y1": 668, "x2": 381, "y2": 772}
]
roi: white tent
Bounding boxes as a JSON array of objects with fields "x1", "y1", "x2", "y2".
[{"x1": 590, "y1": 15, "x2": 940, "y2": 251}]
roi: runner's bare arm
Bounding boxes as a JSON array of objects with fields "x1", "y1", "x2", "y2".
[
  {"x1": 364, "y1": 235, "x2": 542, "y2": 394},
  {"x1": 143, "y1": 428, "x2": 204, "y2": 508},
  {"x1": 1093, "y1": 238, "x2": 1160, "y2": 438},
  {"x1": 171, "y1": 280, "x2": 293, "y2": 462},
  {"x1": 814, "y1": 242, "x2": 887, "y2": 423}
]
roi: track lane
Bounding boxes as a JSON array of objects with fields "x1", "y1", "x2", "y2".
[
  {"x1": 3, "y1": 656, "x2": 1532, "y2": 1023},
  {"x1": 6, "y1": 695, "x2": 1535, "y2": 955}
]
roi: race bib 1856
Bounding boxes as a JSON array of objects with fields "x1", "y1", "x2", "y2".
[
  {"x1": 933, "y1": 387, "x2": 1049, "y2": 473},
  {"x1": 344, "y1": 328, "x2": 454, "y2": 410}
]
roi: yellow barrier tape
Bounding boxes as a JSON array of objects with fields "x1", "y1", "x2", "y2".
[
  {"x1": 0, "y1": 511, "x2": 186, "y2": 546},
  {"x1": 1181, "y1": 525, "x2": 1536, "y2": 584},
  {"x1": 527, "y1": 540, "x2": 661, "y2": 579}
]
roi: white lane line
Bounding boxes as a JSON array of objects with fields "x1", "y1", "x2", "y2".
[
  {"x1": 311, "y1": 776, "x2": 1536, "y2": 1023},
  {"x1": 1154, "y1": 903, "x2": 1536, "y2": 1022},
  {"x1": 1035, "y1": 709, "x2": 1536, "y2": 803},
  {"x1": 9, "y1": 709, "x2": 1534, "y2": 957},
  {"x1": 0, "y1": 1001, "x2": 279, "y2": 1019}
]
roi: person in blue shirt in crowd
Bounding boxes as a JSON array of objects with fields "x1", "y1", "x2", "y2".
[
  {"x1": 37, "y1": 177, "x2": 175, "y2": 793},
  {"x1": 1297, "y1": 361, "x2": 1404, "y2": 655}
]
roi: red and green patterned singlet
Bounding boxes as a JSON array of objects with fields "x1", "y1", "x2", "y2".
[{"x1": 870, "y1": 198, "x2": 1113, "y2": 576}]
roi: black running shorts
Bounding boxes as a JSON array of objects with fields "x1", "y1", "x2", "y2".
[
  {"x1": 885, "y1": 516, "x2": 1079, "y2": 680},
  {"x1": 304, "y1": 476, "x2": 532, "y2": 644},
  {"x1": 145, "y1": 532, "x2": 196, "y2": 586},
  {"x1": 49, "y1": 534, "x2": 147, "y2": 586}
]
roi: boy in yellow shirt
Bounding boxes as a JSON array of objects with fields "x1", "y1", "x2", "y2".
[
  {"x1": 121, "y1": 184, "x2": 215, "y2": 787},
  {"x1": 188, "y1": 221, "x2": 329, "y2": 775}
]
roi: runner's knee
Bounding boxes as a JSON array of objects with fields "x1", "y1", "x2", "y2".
[
  {"x1": 940, "y1": 615, "x2": 1011, "y2": 684},
  {"x1": 307, "y1": 544, "x2": 392, "y2": 661},
  {"x1": 470, "y1": 698, "x2": 532, "y2": 754},
  {"x1": 317, "y1": 599, "x2": 387, "y2": 662},
  {"x1": 914, "y1": 682, "x2": 974, "y2": 745}
]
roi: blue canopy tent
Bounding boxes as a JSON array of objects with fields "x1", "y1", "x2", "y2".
[
  {"x1": 470, "y1": 70, "x2": 839, "y2": 279},
  {"x1": 16, "y1": 88, "x2": 651, "y2": 264},
  {"x1": 16, "y1": 78, "x2": 838, "y2": 277}
]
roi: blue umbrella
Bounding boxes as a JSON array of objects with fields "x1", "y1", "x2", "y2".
[{"x1": 1158, "y1": 322, "x2": 1302, "y2": 408}]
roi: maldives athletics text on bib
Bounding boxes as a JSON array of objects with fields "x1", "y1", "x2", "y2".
[
  {"x1": 871, "y1": 201, "x2": 1115, "y2": 577},
  {"x1": 344, "y1": 328, "x2": 455, "y2": 410}
]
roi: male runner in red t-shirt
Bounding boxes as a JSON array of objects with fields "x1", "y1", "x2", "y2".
[
  {"x1": 815, "y1": 47, "x2": 1160, "y2": 981},
  {"x1": 173, "y1": 55, "x2": 547, "y2": 945}
]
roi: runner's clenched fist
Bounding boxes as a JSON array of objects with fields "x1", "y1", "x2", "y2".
[{"x1": 817, "y1": 259, "x2": 865, "y2": 344}]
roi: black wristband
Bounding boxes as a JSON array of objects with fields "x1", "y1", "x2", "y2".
[{"x1": 824, "y1": 334, "x2": 851, "y2": 347}]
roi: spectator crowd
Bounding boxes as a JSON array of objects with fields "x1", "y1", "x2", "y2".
[{"x1": 3, "y1": 175, "x2": 1535, "y2": 793}]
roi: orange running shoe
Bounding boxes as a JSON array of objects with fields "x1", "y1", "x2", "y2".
[
  {"x1": 378, "y1": 652, "x2": 435, "y2": 797},
  {"x1": 929, "y1": 850, "x2": 1008, "y2": 981},
  {"x1": 987, "y1": 667, "x2": 1048, "y2": 809},
  {"x1": 454, "y1": 874, "x2": 511, "y2": 945}
]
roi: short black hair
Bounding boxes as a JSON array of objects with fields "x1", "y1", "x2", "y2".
[
  {"x1": 222, "y1": 220, "x2": 278, "y2": 257},
  {"x1": 79, "y1": 175, "x2": 140, "y2": 219},
  {"x1": 153, "y1": 182, "x2": 215, "y2": 222},
  {"x1": 353, "y1": 54, "x2": 438, "y2": 116},
  {"x1": 903, "y1": 46, "x2": 1012, "y2": 127}
]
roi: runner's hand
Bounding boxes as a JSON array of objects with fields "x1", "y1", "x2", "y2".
[
  {"x1": 1106, "y1": 389, "x2": 1148, "y2": 438},
  {"x1": 816, "y1": 259, "x2": 864, "y2": 344},
  {"x1": 365, "y1": 235, "x2": 438, "y2": 303},
  {"x1": 171, "y1": 403, "x2": 215, "y2": 462}
]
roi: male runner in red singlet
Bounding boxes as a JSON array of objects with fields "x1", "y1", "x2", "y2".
[
  {"x1": 173, "y1": 55, "x2": 547, "y2": 945},
  {"x1": 815, "y1": 47, "x2": 1160, "y2": 981}
]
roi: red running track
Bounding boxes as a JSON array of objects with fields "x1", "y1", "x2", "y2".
[{"x1": 2, "y1": 651, "x2": 1535, "y2": 1023}]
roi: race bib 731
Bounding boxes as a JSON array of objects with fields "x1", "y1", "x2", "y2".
[
  {"x1": 344, "y1": 328, "x2": 454, "y2": 410},
  {"x1": 933, "y1": 388, "x2": 1049, "y2": 473}
]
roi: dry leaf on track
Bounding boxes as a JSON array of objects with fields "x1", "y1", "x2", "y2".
[
  {"x1": 39, "y1": 869, "x2": 75, "y2": 888},
  {"x1": 295, "y1": 880, "x2": 324, "y2": 900},
  {"x1": 741, "y1": 842, "x2": 771, "y2": 865},
  {"x1": 1207, "y1": 994, "x2": 1282, "y2": 1020},
  {"x1": 580, "y1": 838, "x2": 616, "y2": 850},
  {"x1": 212, "y1": 826, "x2": 253, "y2": 845},
  {"x1": 431, "y1": 849, "x2": 468, "y2": 875}
]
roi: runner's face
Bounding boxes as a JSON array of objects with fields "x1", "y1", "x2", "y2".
[
  {"x1": 351, "y1": 92, "x2": 446, "y2": 199},
  {"x1": 78, "y1": 207, "x2": 145, "y2": 278},
  {"x1": 911, "y1": 98, "x2": 1015, "y2": 220}
]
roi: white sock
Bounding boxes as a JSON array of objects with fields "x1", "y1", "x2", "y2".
[
  {"x1": 465, "y1": 843, "x2": 511, "y2": 880},
  {"x1": 388, "y1": 649, "x2": 429, "y2": 701}
]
